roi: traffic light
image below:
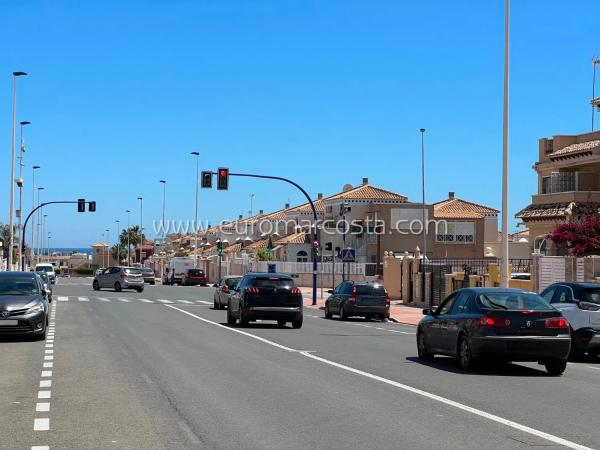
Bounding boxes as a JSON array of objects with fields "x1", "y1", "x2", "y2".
[
  {"x1": 88, "y1": 201, "x2": 96, "y2": 212},
  {"x1": 77, "y1": 198, "x2": 85, "y2": 212},
  {"x1": 201, "y1": 171, "x2": 212, "y2": 188},
  {"x1": 216, "y1": 240, "x2": 223, "y2": 256},
  {"x1": 217, "y1": 168, "x2": 229, "y2": 190}
]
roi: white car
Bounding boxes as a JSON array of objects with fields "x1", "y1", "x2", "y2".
[
  {"x1": 541, "y1": 283, "x2": 600, "y2": 357},
  {"x1": 35, "y1": 263, "x2": 56, "y2": 284}
]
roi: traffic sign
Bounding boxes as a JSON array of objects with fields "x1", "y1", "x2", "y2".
[{"x1": 341, "y1": 248, "x2": 355, "y2": 262}]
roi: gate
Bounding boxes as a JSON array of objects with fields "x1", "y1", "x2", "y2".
[{"x1": 423, "y1": 263, "x2": 452, "y2": 307}]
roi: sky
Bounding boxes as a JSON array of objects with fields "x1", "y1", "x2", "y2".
[{"x1": 0, "y1": 0, "x2": 599, "y2": 247}]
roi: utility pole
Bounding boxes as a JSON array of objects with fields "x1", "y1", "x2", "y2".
[
  {"x1": 592, "y1": 58, "x2": 600, "y2": 131},
  {"x1": 191, "y1": 152, "x2": 200, "y2": 268},
  {"x1": 17, "y1": 120, "x2": 30, "y2": 270},
  {"x1": 137, "y1": 197, "x2": 143, "y2": 264},
  {"x1": 125, "y1": 210, "x2": 131, "y2": 265},
  {"x1": 501, "y1": 0, "x2": 511, "y2": 288},
  {"x1": 31, "y1": 165, "x2": 40, "y2": 266}
]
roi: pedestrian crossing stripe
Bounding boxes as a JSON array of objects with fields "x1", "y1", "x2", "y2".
[
  {"x1": 57, "y1": 296, "x2": 69, "y2": 302},
  {"x1": 177, "y1": 300, "x2": 193, "y2": 304},
  {"x1": 77, "y1": 297, "x2": 89, "y2": 302},
  {"x1": 157, "y1": 299, "x2": 173, "y2": 304}
]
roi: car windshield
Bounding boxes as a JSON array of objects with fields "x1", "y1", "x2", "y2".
[
  {"x1": 225, "y1": 278, "x2": 242, "y2": 288},
  {"x1": 36, "y1": 266, "x2": 53, "y2": 273},
  {"x1": 582, "y1": 289, "x2": 600, "y2": 305},
  {"x1": 252, "y1": 277, "x2": 294, "y2": 289},
  {"x1": 477, "y1": 292, "x2": 553, "y2": 311},
  {"x1": 0, "y1": 278, "x2": 40, "y2": 296},
  {"x1": 124, "y1": 268, "x2": 142, "y2": 275},
  {"x1": 355, "y1": 284, "x2": 386, "y2": 295}
]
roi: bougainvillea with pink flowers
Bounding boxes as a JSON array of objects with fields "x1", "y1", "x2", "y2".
[{"x1": 547, "y1": 215, "x2": 600, "y2": 256}]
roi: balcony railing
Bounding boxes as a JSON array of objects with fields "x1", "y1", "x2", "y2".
[{"x1": 540, "y1": 172, "x2": 597, "y2": 194}]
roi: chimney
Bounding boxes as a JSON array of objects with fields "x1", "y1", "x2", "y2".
[
  {"x1": 362, "y1": 177, "x2": 369, "y2": 186},
  {"x1": 259, "y1": 209, "x2": 264, "y2": 214},
  {"x1": 448, "y1": 192, "x2": 455, "y2": 200},
  {"x1": 285, "y1": 203, "x2": 290, "y2": 209},
  {"x1": 317, "y1": 192, "x2": 323, "y2": 199},
  {"x1": 238, "y1": 214, "x2": 243, "y2": 220}
]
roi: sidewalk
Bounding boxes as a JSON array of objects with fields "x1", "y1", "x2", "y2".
[{"x1": 299, "y1": 287, "x2": 422, "y2": 326}]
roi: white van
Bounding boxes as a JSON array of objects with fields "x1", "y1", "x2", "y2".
[
  {"x1": 35, "y1": 263, "x2": 56, "y2": 284},
  {"x1": 165, "y1": 257, "x2": 195, "y2": 285}
]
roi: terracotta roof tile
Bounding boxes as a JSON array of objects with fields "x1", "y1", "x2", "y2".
[
  {"x1": 549, "y1": 140, "x2": 600, "y2": 158},
  {"x1": 327, "y1": 184, "x2": 407, "y2": 201},
  {"x1": 515, "y1": 202, "x2": 600, "y2": 219},
  {"x1": 274, "y1": 232, "x2": 310, "y2": 245},
  {"x1": 433, "y1": 197, "x2": 498, "y2": 219},
  {"x1": 244, "y1": 238, "x2": 270, "y2": 250},
  {"x1": 223, "y1": 243, "x2": 243, "y2": 254}
]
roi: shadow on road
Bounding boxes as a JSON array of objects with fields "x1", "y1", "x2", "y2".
[{"x1": 405, "y1": 356, "x2": 550, "y2": 377}]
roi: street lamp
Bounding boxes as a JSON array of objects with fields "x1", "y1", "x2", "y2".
[
  {"x1": 47, "y1": 232, "x2": 51, "y2": 261},
  {"x1": 501, "y1": 0, "x2": 510, "y2": 288},
  {"x1": 249, "y1": 193, "x2": 255, "y2": 217},
  {"x1": 8, "y1": 71, "x2": 27, "y2": 270},
  {"x1": 17, "y1": 120, "x2": 31, "y2": 267},
  {"x1": 31, "y1": 165, "x2": 40, "y2": 265},
  {"x1": 115, "y1": 219, "x2": 120, "y2": 264},
  {"x1": 42, "y1": 214, "x2": 47, "y2": 262},
  {"x1": 125, "y1": 209, "x2": 131, "y2": 265},
  {"x1": 191, "y1": 152, "x2": 199, "y2": 268},
  {"x1": 105, "y1": 228, "x2": 110, "y2": 266},
  {"x1": 159, "y1": 180, "x2": 166, "y2": 238},
  {"x1": 420, "y1": 128, "x2": 427, "y2": 262},
  {"x1": 36, "y1": 187, "x2": 44, "y2": 261},
  {"x1": 137, "y1": 196, "x2": 143, "y2": 264}
]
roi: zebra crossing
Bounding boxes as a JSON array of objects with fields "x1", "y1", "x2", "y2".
[{"x1": 56, "y1": 295, "x2": 210, "y2": 305}]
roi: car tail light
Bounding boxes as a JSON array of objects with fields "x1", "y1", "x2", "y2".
[
  {"x1": 384, "y1": 289, "x2": 390, "y2": 306},
  {"x1": 247, "y1": 287, "x2": 259, "y2": 295},
  {"x1": 476, "y1": 317, "x2": 510, "y2": 327},
  {"x1": 545, "y1": 318, "x2": 569, "y2": 329},
  {"x1": 221, "y1": 286, "x2": 229, "y2": 294},
  {"x1": 291, "y1": 287, "x2": 301, "y2": 295},
  {"x1": 348, "y1": 285, "x2": 357, "y2": 304}
]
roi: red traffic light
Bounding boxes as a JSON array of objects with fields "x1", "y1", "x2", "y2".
[
  {"x1": 217, "y1": 167, "x2": 229, "y2": 190},
  {"x1": 312, "y1": 240, "x2": 319, "y2": 248}
]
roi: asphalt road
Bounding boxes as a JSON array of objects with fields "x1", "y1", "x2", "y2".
[{"x1": 2, "y1": 277, "x2": 600, "y2": 450}]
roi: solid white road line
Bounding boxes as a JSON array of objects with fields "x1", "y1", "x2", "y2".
[
  {"x1": 33, "y1": 418, "x2": 49, "y2": 431},
  {"x1": 36, "y1": 402, "x2": 50, "y2": 412},
  {"x1": 57, "y1": 296, "x2": 68, "y2": 301},
  {"x1": 165, "y1": 304, "x2": 593, "y2": 450},
  {"x1": 157, "y1": 299, "x2": 173, "y2": 304},
  {"x1": 77, "y1": 297, "x2": 89, "y2": 302}
]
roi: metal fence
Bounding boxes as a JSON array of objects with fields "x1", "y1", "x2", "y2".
[
  {"x1": 248, "y1": 260, "x2": 367, "y2": 275},
  {"x1": 425, "y1": 258, "x2": 531, "y2": 276}
]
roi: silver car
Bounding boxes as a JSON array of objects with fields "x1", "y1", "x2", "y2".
[
  {"x1": 213, "y1": 276, "x2": 242, "y2": 309},
  {"x1": 92, "y1": 266, "x2": 144, "y2": 292}
]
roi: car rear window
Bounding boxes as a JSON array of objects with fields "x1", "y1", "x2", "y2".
[
  {"x1": 187, "y1": 269, "x2": 204, "y2": 275},
  {"x1": 124, "y1": 268, "x2": 142, "y2": 275},
  {"x1": 142, "y1": 268, "x2": 154, "y2": 273},
  {"x1": 582, "y1": 289, "x2": 600, "y2": 305},
  {"x1": 355, "y1": 284, "x2": 386, "y2": 295},
  {"x1": 477, "y1": 292, "x2": 553, "y2": 311},
  {"x1": 252, "y1": 277, "x2": 294, "y2": 289}
]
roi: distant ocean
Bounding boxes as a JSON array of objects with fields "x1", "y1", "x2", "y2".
[{"x1": 45, "y1": 247, "x2": 92, "y2": 255}]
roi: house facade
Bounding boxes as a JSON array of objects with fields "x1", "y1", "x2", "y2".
[{"x1": 516, "y1": 130, "x2": 600, "y2": 253}]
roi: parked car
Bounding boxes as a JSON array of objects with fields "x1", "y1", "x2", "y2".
[
  {"x1": 164, "y1": 257, "x2": 195, "y2": 285},
  {"x1": 92, "y1": 266, "x2": 144, "y2": 292},
  {"x1": 141, "y1": 267, "x2": 156, "y2": 285},
  {"x1": 182, "y1": 269, "x2": 207, "y2": 286},
  {"x1": 324, "y1": 281, "x2": 390, "y2": 321},
  {"x1": 213, "y1": 276, "x2": 242, "y2": 309},
  {"x1": 227, "y1": 273, "x2": 303, "y2": 328},
  {"x1": 417, "y1": 288, "x2": 571, "y2": 375},
  {"x1": 541, "y1": 282, "x2": 600, "y2": 358},
  {"x1": 36, "y1": 272, "x2": 53, "y2": 302},
  {"x1": 0, "y1": 272, "x2": 49, "y2": 340},
  {"x1": 35, "y1": 263, "x2": 56, "y2": 284}
]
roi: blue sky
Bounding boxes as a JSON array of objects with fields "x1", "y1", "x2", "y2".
[{"x1": 0, "y1": 0, "x2": 599, "y2": 247}]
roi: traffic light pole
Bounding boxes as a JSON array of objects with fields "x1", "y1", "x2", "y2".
[
  {"x1": 216, "y1": 172, "x2": 319, "y2": 306},
  {"x1": 20, "y1": 200, "x2": 93, "y2": 271}
]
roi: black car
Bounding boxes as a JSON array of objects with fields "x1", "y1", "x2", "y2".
[
  {"x1": 227, "y1": 273, "x2": 303, "y2": 328},
  {"x1": 0, "y1": 272, "x2": 49, "y2": 340},
  {"x1": 324, "y1": 281, "x2": 390, "y2": 321},
  {"x1": 417, "y1": 288, "x2": 571, "y2": 375}
]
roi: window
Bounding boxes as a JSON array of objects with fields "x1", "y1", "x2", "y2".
[
  {"x1": 340, "y1": 282, "x2": 353, "y2": 295},
  {"x1": 436, "y1": 222, "x2": 475, "y2": 244},
  {"x1": 450, "y1": 291, "x2": 471, "y2": 314},
  {"x1": 552, "y1": 286, "x2": 573, "y2": 304},
  {"x1": 296, "y1": 250, "x2": 308, "y2": 262},
  {"x1": 477, "y1": 292, "x2": 553, "y2": 311},
  {"x1": 541, "y1": 287, "x2": 555, "y2": 303},
  {"x1": 437, "y1": 293, "x2": 457, "y2": 315}
]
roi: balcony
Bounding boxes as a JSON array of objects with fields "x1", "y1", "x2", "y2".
[{"x1": 541, "y1": 172, "x2": 598, "y2": 194}]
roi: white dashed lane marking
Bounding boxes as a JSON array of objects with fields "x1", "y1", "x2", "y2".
[
  {"x1": 177, "y1": 300, "x2": 194, "y2": 304},
  {"x1": 157, "y1": 299, "x2": 173, "y2": 304},
  {"x1": 57, "y1": 296, "x2": 68, "y2": 302},
  {"x1": 77, "y1": 297, "x2": 89, "y2": 302},
  {"x1": 33, "y1": 418, "x2": 49, "y2": 431},
  {"x1": 36, "y1": 403, "x2": 50, "y2": 412},
  {"x1": 138, "y1": 298, "x2": 154, "y2": 303},
  {"x1": 118, "y1": 298, "x2": 130, "y2": 302},
  {"x1": 98, "y1": 297, "x2": 111, "y2": 302}
]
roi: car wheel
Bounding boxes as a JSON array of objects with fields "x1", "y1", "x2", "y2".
[
  {"x1": 226, "y1": 303, "x2": 236, "y2": 325},
  {"x1": 292, "y1": 316, "x2": 303, "y2": 329},
  {"x1": 93, "y1": 280, "x2": 100, "y2": 291},
  {"x1": 545, "y1": 359, "x2": 567, "y2": 376},
  {"x1": 324, "y1": 303, "x2": 332, "y2": 319},
  {"x1": 136, "y1": 287, "x2": 144, "y2": 293},
  {"x1": 277, "y1": 320, "x2": 287, "y2": 328},
  {"x1": 114, "y1": 282, "x2": 122, "y2": 292},
  {"x1": 150, "y1": 281, "x2": 155, "y2": 285},
  {"x1": 417, "y1": 329, "x2": 434, "y2": 361},
  {"x1": 458, "y1": 335, "x2": 475, "y2": 372},
  {"x1": 339, "y1": 304, "x2": 348, "y2": 321},
  {"x1": 239, "y1": 305, "x2": 249, "y2": 327}
]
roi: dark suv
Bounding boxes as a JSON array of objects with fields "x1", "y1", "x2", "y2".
[
  {"x1": 325, "y1": 281, "x2": 390, "y2": 321},
  {"x1": 227, "y1": 273, "x2": 303, "y2": 328}
]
